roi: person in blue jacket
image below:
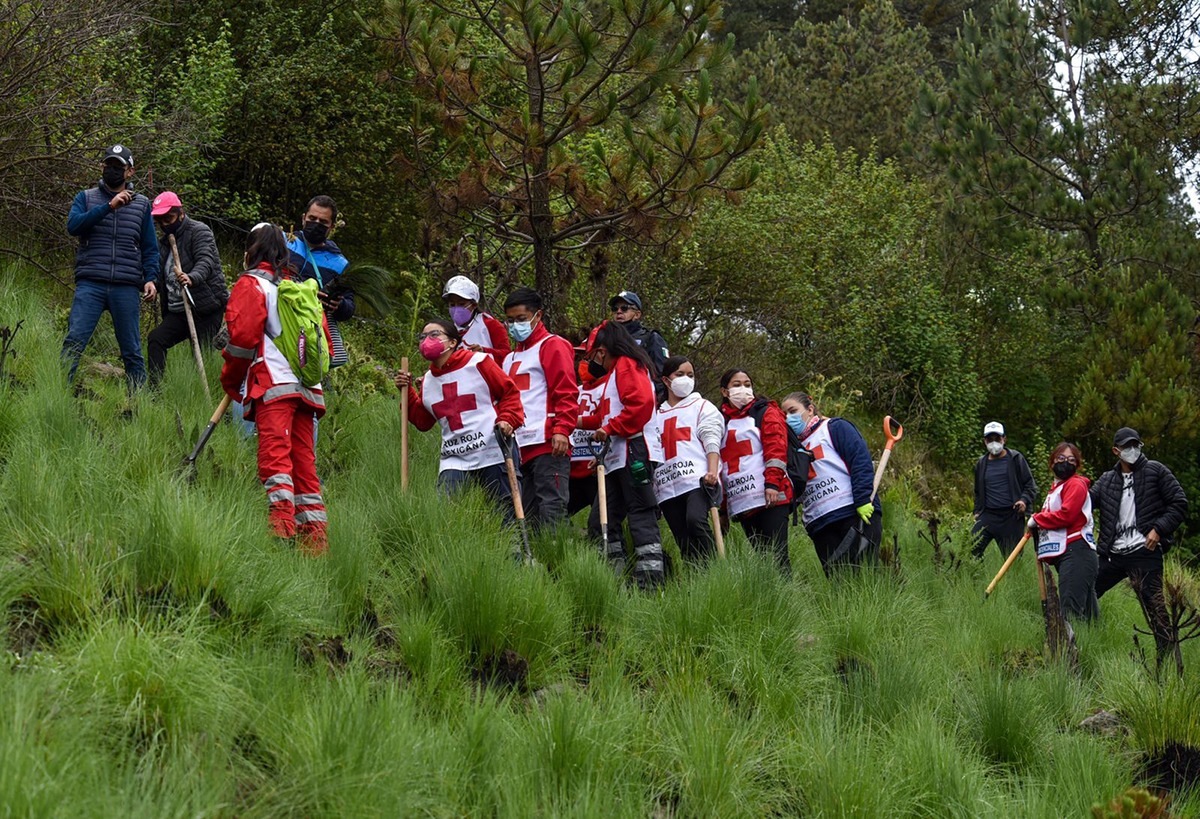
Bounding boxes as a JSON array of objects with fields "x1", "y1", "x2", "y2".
[
  {"x1": 62, "y1": 144, "x2": 159, "y2": 389},
  {"x1": 782, "y1": 391, "x2": 881, "y2": 572},
  {"x1": 286, "y1": 195, "x2": 354, "y2": 322}
]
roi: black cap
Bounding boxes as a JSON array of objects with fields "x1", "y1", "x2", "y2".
[
  {"x1": 1113, "y1": 427, "x2": 1142, "y2": 447},
  {"x1": 104, "y1": 144, "x2": 134, "y2": 166},
  {"x1": 609, "y1": 290, "x2": 642, "y2": 311}
]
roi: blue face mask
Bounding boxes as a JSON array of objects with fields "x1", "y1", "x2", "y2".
[
  {"x1": 508, "y1": 320, "x2": 534, "y2": 342},
  {"x1": 786, "y1": 413, "x2": 806, "y2": 435}
]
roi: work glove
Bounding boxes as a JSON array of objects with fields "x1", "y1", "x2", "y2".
[
  {"x1": 1026, "y1": 517, "x2": 1038, "y2": 531},
  {"x1": 856, "y1": 503, "x2": 873, "y2": 523}
]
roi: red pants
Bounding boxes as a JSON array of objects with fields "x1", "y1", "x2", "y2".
[{"x1": 256, "y1": 396, "x2": 327, "y2": 555}]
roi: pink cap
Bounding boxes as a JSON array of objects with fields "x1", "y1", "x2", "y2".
[{"x1": 151, "y1": 191, "x2": 182, "y2": 216}]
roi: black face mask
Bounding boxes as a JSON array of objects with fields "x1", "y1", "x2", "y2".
[
  {"x1": 587, "y1": 359, "x2": 606, "y2": 379},
  {"x1": 160, "y1": 219, "x2": 181, "y2": 235},
  {"x1": 1052, "y1": 461, "x2": 1077, "y2": 480},
  {"x1": 102, "y1": 166, "x2": 126, "y2": 191},
  {"x1": 302, "y1": 221, "x2": 328, "y2": 246}
]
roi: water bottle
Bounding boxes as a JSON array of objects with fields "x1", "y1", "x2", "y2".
[{"x1": 630, "y1": 459, "x2": 650, "y2": 487}]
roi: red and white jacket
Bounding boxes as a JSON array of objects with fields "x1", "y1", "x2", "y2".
[
  {"x1": 220, "y1": 262, "x2": 327, "y2": 420},
  {"x1": 460, "y1": 311, "x2": 510, "y2": 365},
  {"x1": 576, "y1": 356, "x2": 659, "y2": 472},
  {"x1": 718, "y1": 398, "x2": 793, "y2": 518},
  {"x1": 502, "y1": 322, "x2": 579, "y2": 465},
  {"x1": 1033, "y1": 473, "x2": 1094, "y2": 560},
  {"x1": 406, "y1": 347, "x2": 524, "y2": 472}
]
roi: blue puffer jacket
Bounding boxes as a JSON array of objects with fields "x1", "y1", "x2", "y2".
[
  {"x1": 286, "y1": 235, "x2": 354, "y2": 321},
  {"x1": 67, "y1": 184, "x2": 159, "y2": 287}
]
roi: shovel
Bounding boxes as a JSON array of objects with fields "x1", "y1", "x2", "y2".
[
  {"x1": 594, "y1": 437, "x2": 613, "y2": 557},
  {"x1": 399, "y1": 356, "x2": 410, "y2": 492},
  {"x1": 702, "y1": 478, "x2": 726, "y2": 559},
  {"x1": 181, "y1": 394, "x2": 232, "y2": 475},
  {"x1": 983, "y1": 532, "x2": 1032, "y2": 599},
  {"x1": 167, "y1": 234, "x2": 211, "y2": 399},
  {"x1": 828, "y1": 415, "x2": 904, "y2": 568},
  {"x1": 496, "y1": 426, "x2": 533, "y2": 565}
]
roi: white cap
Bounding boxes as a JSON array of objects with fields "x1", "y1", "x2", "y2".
[
  {"x1": 983, "y1": 421, "x2": 1005, "y2": 437},
  {"x1": 442, "y1": 275, "x2": 480, "y2": 302}
]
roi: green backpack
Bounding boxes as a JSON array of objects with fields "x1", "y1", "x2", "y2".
[{"x1": 273, "y1": 277, "x2": 330, "y2": 387}]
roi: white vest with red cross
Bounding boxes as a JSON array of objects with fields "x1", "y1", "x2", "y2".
[
  {"x1": 653, "y1": 397, "x2": 711, "y2": 503},
  {"x1": 503, "y1": 337, "x2": 550, "y2": 449},
  {"x1": 571, "y1": 379, "x2": 607, "y2": 473},
  {"x1": 595, "y1": 367, "x2": 662, "y2": 472},
  {"x1": 461, "y1": 312, "x2": 496, "y2": 350},
  {"x1": 420, "y1": 352, "x2": 503, "y2": 472},
  {"x1": 798, "y1": 418, "x2": 855, "y2": 526},
  {"x1": 1036, "y1": 478, "x2": 1095, "y2": 560},
  {"x1": 721, "y1": 416, "x2": 768, "y2": 517}
]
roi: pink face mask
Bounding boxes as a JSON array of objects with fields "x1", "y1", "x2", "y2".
[{"x1": 419, "y1": 335, "x2": 447, "y2": 361}]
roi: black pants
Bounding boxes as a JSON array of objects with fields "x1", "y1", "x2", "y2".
[
  {"x1": 808, "y1": 509, "x2": 882, "y2": 575},
  {"x1": 1097, "y1": 549, "x2": 1173, "y2": 660},
  {"x1": 568, "y1": 475, "x2": 597, "y2": 518},
  {"x1": 739, "y1": 504, "x2": 791, "y2": 575},
  {"x1": 1045, "y1": 539, "x2": 1098, "y2": 621},
  {"x1": 520, "y1": 453, "x2": 570, "y2": 530},
  {"x1": 972, "y1": 509, "x2": 1026, "y2": 558},
  {"x1": 660, "y1": 488, "x2": 716, "y2": 564},
  {"x1": 588, "y1": 461, "x2": 666, "y2": 588},
  {"x1": 147, "y1": 308, "x2": 223, "y2": 385}
]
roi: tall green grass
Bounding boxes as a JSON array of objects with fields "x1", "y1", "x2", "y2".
[{"x1": 1, "y1": 262, "x2": 1199, "y2": 815}]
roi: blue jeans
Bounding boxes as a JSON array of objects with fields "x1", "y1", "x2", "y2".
[
  {"x1": 438, "y1": 464, "x2": 512, "y2": 518},
  {"x1": 61, "y1": 279, "x2": 146, "y2": 387}
]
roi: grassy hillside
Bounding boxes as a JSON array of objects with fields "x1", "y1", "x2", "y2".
[{"x1": 2, "y1": 266, "x2": 1199, "y2": 817}]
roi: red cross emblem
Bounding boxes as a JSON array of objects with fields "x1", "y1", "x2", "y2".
[
  {"x1": 660, "y1": 416, "x2": 692, "y2": 461},
  {"x1": 431, "y1": 382, "x2": 478, "y2": 431},
  {"x1": 808, "y1": 443, "x2": 824, "y2": 480},
  {"x1": 721, "y1": 429, "x2": 754, "y2": 473},
  {"x1": 507, "y1": 361, "x2": 531, "y2": 391}
]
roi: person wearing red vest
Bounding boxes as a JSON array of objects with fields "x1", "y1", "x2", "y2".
[
  {"x1": 1028, "y1": 441, "x2": 1099, "y2": 621},
  {"x1": 719, "y1": 369, "x2": 793, "y2": 574},
  {"x1": 577, "y1": 322, "x2": 666, "y2": 589},
  {"x1": 395, "y1": 319, "x2": 524, "y2": 504},
  {"x1": 782, "y1": 391, "x2": 881, "y2": 573},
  {"x1": 443, "y1": 275, "x2": 510, "y2": 364},
  {"x1": 501, "y1": 287, "x2": 579, "y2": 528},
  {"x1": 220, "y1": 224, "x2": 329, "y2": 556},
  {"x1": 568, "y1": 340, "x2": 606, "y2": 517},
  {"x1": 654, "y1": 355, "x2": 724, "y2": 563}
]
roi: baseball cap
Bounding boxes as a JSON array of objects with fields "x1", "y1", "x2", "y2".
[
  {"x1": 1113, "y1": 427, "x2": 1142, "y2": 447},
  {"x1": 443, "y1": 275, "x2": 480, "y2": 302},
  {"x1": 151, "y1": 191, "x2": 182, "y2": 216},
  {"x1": 104, "y1": 144, "x2": 134, "y2": 166},
  {"x1": 609, "y1": 291, "x2": 642, "y2": 311},
  {"x1": 983, "y1": 421, "x2": 1005, "y2": 437}
]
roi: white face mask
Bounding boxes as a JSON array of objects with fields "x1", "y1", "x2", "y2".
[
  {"x1": 986, "y1": 441, "x2": 1004, "y2": 456},
  {"x1": 727, "y1": 385, "x2": 754, "y2": 409},
  {"x1": 1119, "y1": 445, "x2": 1142, "y2": 465},
  {"x1": 670, "y1": 375, "x2": 694, "y2": 398}
]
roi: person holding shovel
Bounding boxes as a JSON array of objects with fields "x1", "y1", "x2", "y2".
[
  {"x1": 719, "y1": 370, "x2": 794, "y2": 574},
  {"x1": 654, "y1": 356, "x2": 724, "y2": 564},
  {"x1": 1027, "y1": 442, "x2": 1098, "y2": 621},
  {"x1": 781, "y1": 391, "x2": 880, "y2": 573},
  {"x1": 577, "y1": 321, "x2": 666, "y2": 589},
  {"x1": 220, "y1": 224, "x2": 329, "y2": 555},
  {"x1": 502, "y1": 287, "x2": 579, "y2": 529},
  {"x1": 394, "y1": 319, "x2": 524, "y2": 504},
  {"x1": 146, "y1": 191, "x2": 227, "y2": 387}
]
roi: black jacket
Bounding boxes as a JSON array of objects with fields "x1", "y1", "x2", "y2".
[
  {"x1": 1091, "y1": 455, "x2": 1188, "y2": 554},
  {"x1": 973, "y1": 448, "x2": 1038, "y2": 514},
  {"x1": 157, "y1": 217, "x2": 228, "y2": 317},
  {"x1": 623, "y1": 320, "x2": 670, "y2": 401}
]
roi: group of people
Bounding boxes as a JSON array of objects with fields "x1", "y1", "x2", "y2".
[
  {"x1": 393, "y1": 283, "x2": 884, "y2": 589},
  {"x1": 61, "y1": 146, "x2": 1191, "y2": 658},
  {"x1": 972, "y1": 423, "x2": 1188, "y2": 667}
]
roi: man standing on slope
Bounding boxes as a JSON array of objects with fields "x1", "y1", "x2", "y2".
[
  {"x1": 62, "y1": 144, "x2": 159, "y2": 389},
  {"x1": 1091, "y1": 427, "x2": 1188, "y2": 670},
  {"x1": 971, "y1": 421, "x2": 1039, "y2": 559},
  {"x1": 502, "y1": 287, "x2": 580, "y2": 528}
]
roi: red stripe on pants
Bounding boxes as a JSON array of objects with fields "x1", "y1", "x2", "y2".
[{"x1": 256, "y1": 396, "x2": 327, "y2": 554}]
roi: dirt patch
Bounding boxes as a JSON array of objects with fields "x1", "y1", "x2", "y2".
[
  {"x1": 472, "y1": 648, "x2": 529, "y2": 691},
  {"x1": 6, "y1": 596, "x2": 50, "y2": 656},
  {"x1": 297, "y1": 634, "x2": 352, "y2": 670},
  {"x1": 1139, "y1": 742, "x2": 1200, "y2": 794}
]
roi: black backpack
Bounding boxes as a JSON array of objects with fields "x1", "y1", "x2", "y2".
[{"x1": 747, "y1": 399, "x2": 814, "y2": 516}]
